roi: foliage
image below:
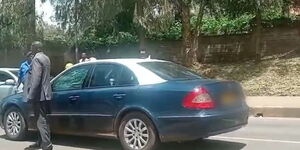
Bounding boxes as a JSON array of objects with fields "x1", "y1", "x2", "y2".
[
  {"x1": 0, "y1": 0, "x2": 34, "y2": 49},
  {"x1": 197, "y1": 14, "x2": 255, "y2": 35},
  {"x1": 133, "y1": 0, "x2": 175, "y2": 33},
  {"x1": 0, "y1": 0, "x2": 297, "y2": 51},
  {"x1": 147, "y1": 21, "x2": 182, "y2": 40},
  {"x1": 50, "y1": 0, "x2": 124, "y2": 47},
  {"x1": 79, "y1": 29, "x2": 138, "y2": 50}
]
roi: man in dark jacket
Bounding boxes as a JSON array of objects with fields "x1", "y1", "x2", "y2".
[{"x1": 25, "y1": 41, "x2": 53, "y2": 150}]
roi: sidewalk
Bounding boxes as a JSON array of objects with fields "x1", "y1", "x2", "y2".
[{"x1": 247, "y1": 96, "x2": 300, "y2": 118}]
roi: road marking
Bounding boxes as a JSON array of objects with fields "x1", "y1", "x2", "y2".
[{"x1": 213, "y1": 136, "x2": 300, "y2": 144}]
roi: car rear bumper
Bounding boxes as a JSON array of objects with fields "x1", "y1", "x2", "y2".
[{"x1": 156, "y1": 107, "x2": 249, "y2": 142}]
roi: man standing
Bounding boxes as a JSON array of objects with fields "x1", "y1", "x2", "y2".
[{"x1": 25, "y1": 41, "x2": 53, "y2": 150}]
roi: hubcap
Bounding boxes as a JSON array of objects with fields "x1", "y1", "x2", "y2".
[
  {"x1": 6, "y1": 112, "x2": 21, "y2": 136},
  {"x1": 124, "y1": 119, "x2": 149, "y2": 150}
]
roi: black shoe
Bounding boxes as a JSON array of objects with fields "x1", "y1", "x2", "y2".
[
  {"x1": 24, "y1": 142, "x2": 41, "y2": 150},
  {"x1": 42, "y1": 144, "x2": 53, "y2": 150}
]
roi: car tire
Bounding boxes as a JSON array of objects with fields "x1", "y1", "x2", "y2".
[
  {"x1": 4, "y1": 107, "x2": 27, "y2": 141},
  {"x1": 119, "y1": 112, "x2": 159, "y2": 150}
]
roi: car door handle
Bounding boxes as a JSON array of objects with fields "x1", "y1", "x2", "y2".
[
  {"x1": 113, "y1": 94, "x2": 126, "y2": 100},
  {"x1": 68, "y1": 95, "x2": 80, "y2": 101}
]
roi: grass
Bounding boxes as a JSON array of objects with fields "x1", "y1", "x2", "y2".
[{"x1": 192, "y1": 56, "x2": 300, "y2": 96}]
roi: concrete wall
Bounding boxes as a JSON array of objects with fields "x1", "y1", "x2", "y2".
[{"x1": 0, "y1": 24, "x2": 299, "y2": 75}]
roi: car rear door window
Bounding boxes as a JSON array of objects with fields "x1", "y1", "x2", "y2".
[
  {"x1": 117, "y1": 67, "x2": 138, "y2": 86},
  {"x1": 52, "y1": 65, "x2": 91, "y2": 91},
  {"x1": 89, "y1": 64, "x2": 122, "y2": 88}
]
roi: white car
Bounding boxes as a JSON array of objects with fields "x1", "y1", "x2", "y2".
[{"x1": 0, "y1": 68, "x2": 21, "y2": 101}]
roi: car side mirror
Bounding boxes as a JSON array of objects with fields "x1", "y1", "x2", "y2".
[{"x1": 5, "y1": 79, "x2": 16, "y2": 85}]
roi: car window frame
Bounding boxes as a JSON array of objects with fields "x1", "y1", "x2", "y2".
[
  {"x1": 0, "y1": 71, "x2": 14, "y2": 83},
  {"x1": 52, "y1": 64, "x2": 93, "y2": 92},
  {"x1": 86, "y1": 62, "x2": 139, "y2": 89}
]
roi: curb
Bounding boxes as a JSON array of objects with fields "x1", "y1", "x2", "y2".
[{"x1": 250, "y1": 107, "x2": 300, "y2": 118}]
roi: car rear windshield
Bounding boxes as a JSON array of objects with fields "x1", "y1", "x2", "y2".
[{"x1": 139, "y1": 62, "x2": 202, "y2": 81}]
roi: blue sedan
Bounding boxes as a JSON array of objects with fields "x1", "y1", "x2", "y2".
[{"x1": 0, "y1": 59, "x2": 248, "y2": 150}]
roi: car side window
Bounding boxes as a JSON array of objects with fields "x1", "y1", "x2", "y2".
[
  {"x1": 117, "y1": 67, "x2": 138, "y2": 86},
  {"x1": 0, "y1": 72, "x2": 13, "y2": 83},
  {"x1": 52, "y1": 65, "x2": 91, "y2": 91},
  {"x1": 89, "y1": 64, "x2": 122, "y2": 88}
]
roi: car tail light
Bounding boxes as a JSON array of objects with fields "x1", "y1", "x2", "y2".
[{"x1": 182, "y1": 87, "x2": 215, "y2": 109}]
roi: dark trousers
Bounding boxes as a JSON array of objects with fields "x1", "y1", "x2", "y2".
[{"x1": 33, "y1": 101, "x2": 52, "y2": 149}]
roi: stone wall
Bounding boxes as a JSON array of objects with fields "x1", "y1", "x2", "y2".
[{"x1": 0, "y1": 24, "x2": 299, "y2": 75}]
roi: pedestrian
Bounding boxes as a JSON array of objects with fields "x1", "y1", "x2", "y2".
[
  {"x1": 25, "y1": 41, "x2": 53, "y2": 150},
  {"x1": 17, "y1": 51, "x2": 33, "y2": 89},
  {"x1": 79, "y1": 52, "x2": 89, "y2": 63}
]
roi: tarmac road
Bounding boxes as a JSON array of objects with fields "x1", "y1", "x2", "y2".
[{"x1": 0, "y1": 117, "x2": 300, "y2": 150}]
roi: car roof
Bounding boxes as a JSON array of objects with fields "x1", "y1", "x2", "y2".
[
  {"x1": 58, "y1": 59, "x2": 168, "y2": 85},
  {"x1": 0, "y1": 68, "x2": 19, "y2": 80},
  {"x1": 0, "y1": 68, "x2": 19, "y2": 72},
  {"x1": 78, "y1": 58, "x2": 167, "y2": 66}
]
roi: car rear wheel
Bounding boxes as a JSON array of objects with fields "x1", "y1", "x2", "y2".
[
  {"x1": 119, "y1": 112, "x2": 159, "y2": 150},
  {"x1": 4, "y1": 107, "x2": 27, "y2": 140}
]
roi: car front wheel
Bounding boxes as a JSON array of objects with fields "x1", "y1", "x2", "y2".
[
  {"x1": 119, "y1": 112, "x2": 159, "y2": 150},
  {"x1": 4, "y1": 107, "x2": 27, "y2": 140}
]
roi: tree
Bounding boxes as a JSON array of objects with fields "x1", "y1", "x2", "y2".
[
  {"x1": 50, "y1": 0, "x2": 123, "y2": 61},
  {"x1": 0, "y1": 0, "x2": 36, "y2": 50},
  {"x1": 168, "y1": 0, "x2": 209, "y2": 66},
  {"x1": 133, "y1": 0, "x2": 175, "y2": 56},
  {"x1": 254, "y1": 0, "x2": 263, "y2": 62}
]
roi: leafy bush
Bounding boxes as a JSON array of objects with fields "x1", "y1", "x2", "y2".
[
  {"x1": 194, "y1": 14, "x2": 255, "y2": 35},
  {"x1": 147, "y1": 21, "x2": 182, "y2": 40}
]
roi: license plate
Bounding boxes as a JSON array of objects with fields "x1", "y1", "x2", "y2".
[{"x1": 222, "y1": 92, "x2": 237, "y2": 105}]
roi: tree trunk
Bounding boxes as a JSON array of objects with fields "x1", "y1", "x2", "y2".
[
  {"x1": 74, "y1": 0, "x2": 79, "y2": 62},
  {"x1": 192, "y1": 1, "x2": 205, "y2": 64},
  {"x1": 254, "y1": 1, "x2": 262, "y2": 62},
  {"x1": 180, "y1": 2, "x2": 193, "y2": 67},
  {"x1": 136, "y1": 0, "x2": 146, "y2": 58},
  {"x1": 138, "y1": 26, "x2": 146, "y2": 57},
  {"x1": 4, "y1": 48, "x2": 8, "y2": 66},
  {"x1": 25, "y1": 0, "x2": 36, "y2": 49},
  {"x1": 282, "y1": 0, "x2": 290, "y2": 17}
]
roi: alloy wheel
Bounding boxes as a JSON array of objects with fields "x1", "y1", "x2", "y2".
[
  {"x1": 6, "y1": 112, "x2": 21, "y2": 136},
  {"x1": 124, "y1": 119, "x2": 149, "y2": 150}
]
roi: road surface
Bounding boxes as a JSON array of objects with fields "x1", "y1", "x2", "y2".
[{"x1": 0, "y1": 117, "x2": 300, "y2": 150}]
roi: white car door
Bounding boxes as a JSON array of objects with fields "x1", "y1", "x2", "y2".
[{"x1": 0, "y1": 71, "x2": 16, "y2": 100}]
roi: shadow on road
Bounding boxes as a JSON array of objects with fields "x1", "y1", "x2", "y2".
[
  {"x1": 159, "y1": 139, "x2": 246, "y2": 150},
  {"x1": 0, "y1": 133, "x2": 246, "y2": 150}
]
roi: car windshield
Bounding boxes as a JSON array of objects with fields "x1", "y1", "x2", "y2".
[{"x1": 139, "y1": 61, "x2": 202, "y2": 81}]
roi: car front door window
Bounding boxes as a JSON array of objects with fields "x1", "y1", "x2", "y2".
[{"x1": 53, "y1": 65, "x2": 91, "y2": 91}]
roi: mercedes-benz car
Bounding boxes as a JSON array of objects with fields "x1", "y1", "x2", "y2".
[{"x1": 0, "y1": 59, "x2": 248, "y2": 150}]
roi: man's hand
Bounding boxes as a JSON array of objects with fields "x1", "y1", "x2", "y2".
[{"x1": 27, "y1": 99, "x2": 34, "y2": 104}]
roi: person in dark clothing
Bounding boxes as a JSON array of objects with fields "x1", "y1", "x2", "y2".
[{"x1": 24, "y1": 41, "x2": 53, "y2": 150}]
